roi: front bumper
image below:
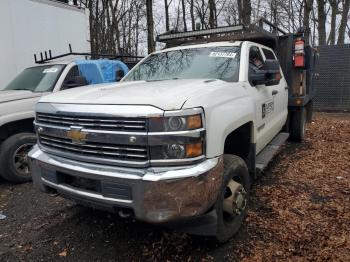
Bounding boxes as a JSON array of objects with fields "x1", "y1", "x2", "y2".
[{"x1": 29, "y1": 145, "x2": 223, "y2": 223}]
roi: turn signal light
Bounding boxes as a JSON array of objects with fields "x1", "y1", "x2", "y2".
[
  {"x1": 185, "y1": 142, "x2": 203, "y2": 158},
  {"x1": 187, "y1": 115, "x2": 202, "y2": 130}
]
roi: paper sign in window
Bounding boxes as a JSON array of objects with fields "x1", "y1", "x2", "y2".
[
  {"x1": 209, "y1": 52, "x2": 236, "y2": 58},
  {"x1": 43, "y1": 68, "x2": 58, "y2": 73}
]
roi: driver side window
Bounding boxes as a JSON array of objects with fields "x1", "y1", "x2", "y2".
[
  {"x1": 249, "y1": 46, "x2": 264, "y2": 71},
  {"x1": 248, "y1": 46, "x2": 264, "y2": 86}
]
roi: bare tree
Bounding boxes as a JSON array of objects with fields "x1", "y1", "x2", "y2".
[
  {"x1": 164, "y1": 0, "x2": 171, "y2": 31},
  {"x1": 317, "y1": 0, "x2": 327, "y2": 45},
  {"x1": 146, "y1": 0, "x2": 155, "y2": 53},
  {"x1": 304, "y1": 0, "x2": 314, "y2": 44},
  {"x1": 209, "y1": 0, "x2": 217, "y2": 28},
  {"x1": 193, "y1": 0, "x2": 209, "y2": 29},
  {"x1": 182, "y1": 0, "x2": 188, "y2": 31},
  {"x1": 81, "y1": 0, "x2": 349, "y2": 57},
  {"x1": 242, "y1": 0, "x2": 252, "y2": 25},
  {"x1": 237, "y1": 0, "x2": 243, "y2": 23},
  {"x1": 189, "y1": 0, "x2": 196, "y2": 30},
  {"x1": 338, "y1": 0, "x2": 350, "y2": 44},
  {"x1": 328, "y1": 0, "x2": 340, "y2": 45}
]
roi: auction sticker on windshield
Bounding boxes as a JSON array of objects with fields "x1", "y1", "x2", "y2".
[
  {"x1": 209, "y1": 52, "x2": 236, "y2": 58},
  {"x1": 43, "y1": 68, "x2": 58, "y2": 73}
]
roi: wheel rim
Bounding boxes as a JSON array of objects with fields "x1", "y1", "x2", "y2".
[
  {"x1": 222, "y1": 179, "x2": 247, "y2": 222},
  {"x1": 12, "y1": 143, "x2": 34, "y2": 176}
]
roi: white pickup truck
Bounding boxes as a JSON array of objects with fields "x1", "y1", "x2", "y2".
[
  {"x1": 0, "y1": 59, "x2": 129, "y2": 183},
  {"x1": 29, "y1": 22, "x2": 316, "y2": 241}
]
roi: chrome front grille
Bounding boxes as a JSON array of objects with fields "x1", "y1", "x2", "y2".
[
  {"x1": 36, "y1": 113, "x2": 147, "y2": 132},
  {"x1": 39, "y1": 134, "x2": 148, "y2": 163}
]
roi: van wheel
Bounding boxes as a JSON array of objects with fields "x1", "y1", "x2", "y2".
[
  {"x1": 290, "y1": 108, "x2": 306, "y2": 142},
  {"x1": 215, "y1": 155, "x2": 250, "y2": 243},
  {"x1": 0, "y1": 133, "x2": 36, "y2": 183}
]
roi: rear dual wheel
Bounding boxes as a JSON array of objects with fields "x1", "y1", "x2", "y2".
[
  {"x1": 215, "y1": 155, "x2": 250, "y2": 242},
  {"x1": 290, "y1": 108, "x2": 307, "y2": 142}
]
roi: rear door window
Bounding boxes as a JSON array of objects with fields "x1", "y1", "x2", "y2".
[{"x1": 262, "y1": 48, "x2": 277, "y2": 60}]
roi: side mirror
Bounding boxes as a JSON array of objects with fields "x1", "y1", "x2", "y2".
[
  {"x1": 250, "y1": 70, "x2": 267, "y2": 86},
  {"x1": 261, "y1": 59, "x2": 281, "y2": 86},
  {"x1": 250, "y1": 59, "x2": 281, "y2": 87},
  {"x1": 115, "y1": 70, "x2": 125, "y2": 82},
  {"x1": 63, "y1": 75, "x2": 88, "y2": 89}
]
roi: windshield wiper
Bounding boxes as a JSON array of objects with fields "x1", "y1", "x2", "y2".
[
  {"x1": 6, "y1": 88, "x2": 32, "y2": 91},
  {"x1": 146, "y1": 77, "x2": 179, "y2": 82}
]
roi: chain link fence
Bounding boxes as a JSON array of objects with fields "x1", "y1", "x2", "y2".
[{"x1": 313, "y1": 44, "x2": 350, "y2": 111}]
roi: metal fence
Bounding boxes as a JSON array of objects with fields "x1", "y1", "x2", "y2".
[{"x1": 313, "y1": 44, "x2": 350, "y2": 111}]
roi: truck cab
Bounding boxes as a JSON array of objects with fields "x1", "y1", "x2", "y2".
[
  {"x1": 0, "y1": 58, "x2": 130, "y2": 183},
  {"x1": 28, "y1": 19, "x2": 316, "y2": 242}
]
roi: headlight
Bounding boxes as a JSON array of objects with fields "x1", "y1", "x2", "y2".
[
  {"x1": 149, "y1": 108, "x2": 205, "y2": 165},
  {"x1": 166, "y1": 144, "x2": 186, "y2": 158},
  {"x1": 149, "y1": 113, "x2": 203, "y2": 132},
  {"x1": 150, "y1": 141, "x2": 203, "y2": 161}
]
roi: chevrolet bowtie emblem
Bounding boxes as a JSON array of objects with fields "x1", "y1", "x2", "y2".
[{"x1": 67, "y1": 127, "x2": 87, "y2": 143}]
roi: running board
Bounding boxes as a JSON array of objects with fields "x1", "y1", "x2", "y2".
[{"x1": 256, "y1": 132, "x2": 289, "y2": 173}]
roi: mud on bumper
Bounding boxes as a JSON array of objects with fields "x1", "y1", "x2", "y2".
[{"x1": 29, "y1": 145, "x2": 223, "y2": 223}]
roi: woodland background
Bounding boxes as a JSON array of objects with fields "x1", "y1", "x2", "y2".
[{"x1": 58, "y1": 0, "x2": 350, "y2": 55}]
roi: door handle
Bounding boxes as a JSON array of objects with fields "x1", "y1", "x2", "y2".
[
  {"x1": 285, "y1": 86, "x2": 289, "y2": 90},
  {"x1": 272, "y1": 90, "x2": 278, "y2": 96}
]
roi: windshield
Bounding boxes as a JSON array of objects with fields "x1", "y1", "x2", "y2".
[
  {"x1": 2, "y1": 65, "x2": 65, "y2": 92},
  {"x1": 123, "y1": 46, "x2": 240, "y2": 82}
]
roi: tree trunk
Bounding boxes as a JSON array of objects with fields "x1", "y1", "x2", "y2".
[
  {"x1": 237, "y1": 0, "x2": 243, "y2": 24},
  {"x1": 190, "y1": 0, "x2": 195, "y2": 30},
  {"x1": 181, "y1": 0, "x2": 187, "y2": 31},
  {"x1": 209, "y1": 0, "x2": 216, "y2": 28},
  {"x1": 135, "y1": 2, "x2": 141, "y2": 55},
  {"x1": 242, "y1": 0, "x2": 252, "y2": 25},
  {"x1": 164, "y1": 0, "x2": 170, "y2": 31},
  {"x1": 303, "y1": 0, "x2": 314, "y2": 44},
  {"x1": 317, "y1": 0, "x2": 327, "y2": 45},
  {"x1": 271, "y1": 0, "x2": 277, "y2": 26},
  {"x1": 146, "y1": 0, "x2": 155, "y2": 53},
  {"x1": 312, "y1": 5, "x2": 317, "y2": 45},
  {"x1": 338, "y1": 0, "x2": 350, "y2": 44},
  {"x1": 328, "y1": 0, "x2": 339, "y2": 45},
  {"x1": 175, "y1": 0, "x2": 181, "y2": 30}
]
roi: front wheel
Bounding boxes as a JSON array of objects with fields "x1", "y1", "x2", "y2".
[
  {"x1": 0, "y1": 133, "x2": 36, "y2": 183},
  {"x1": 215, "y1": 155, "x2": 250, "y2": 242}
]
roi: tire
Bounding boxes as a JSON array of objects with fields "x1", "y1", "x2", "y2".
[
  {"x1": 215, "y1": 155, "x2": 250, "y2": 243},
  {"x1": 0, "y1": 133, "x2": 37, "y2": 183},
  {"x1": 290, "y1": 107, "x2": 306, "y2": 142},
  {"x1": 306, "y1": 101, "x2": 313, "y2": 123}
]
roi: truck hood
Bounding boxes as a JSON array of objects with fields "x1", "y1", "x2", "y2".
[
  {"x1": 39, "y1": 79, "x2": 237, "y2": 110},
  {"x1": 0, "y1": 90, "x2": 43, "y2": 103}
]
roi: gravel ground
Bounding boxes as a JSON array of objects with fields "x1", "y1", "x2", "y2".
[{"x1": 0, "y1": 113, "x2": 349, "y2": 262}]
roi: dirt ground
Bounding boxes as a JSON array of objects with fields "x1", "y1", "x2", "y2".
[{"x1": 0, "y1": 113, "x2": 349, "y2": 262}]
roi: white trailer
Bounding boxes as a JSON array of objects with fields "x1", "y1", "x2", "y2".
[{"x1": 0, "y1": 0, "x2": 90, "y2": 88}]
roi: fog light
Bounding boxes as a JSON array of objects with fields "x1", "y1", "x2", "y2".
[{"x1": 165, "y1": 144, "x2": 185, "y2": 158}]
